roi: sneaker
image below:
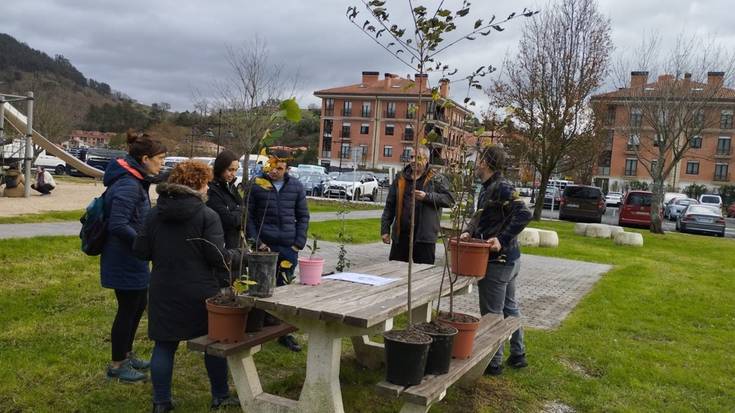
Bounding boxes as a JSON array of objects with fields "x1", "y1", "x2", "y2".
[
  {"x1": 484, "y1": 363, "x2": 503, "y2": 376},
  {"x1": 277, "y1": 334, "x2": 302, "y2": 352},
  {"x1": 152, "y1": 401, "x2": 174, "y2": 413},
  {"x1": 107, "y1": 361, "x2": 147, "y2": 383},
  {"x1": 211, "y1": 395, "x2": 240, "y2": 410},
  {"x1": 127, "y1": 352, "x2": 150, "y2": 370},
  {"x1": 507, "y1": 353, "x2": 528, "y2": 369}
]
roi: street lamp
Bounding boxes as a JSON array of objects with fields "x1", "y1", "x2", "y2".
[{"x1": 204, "y1": 129, "x2": 215, "y2": 156}]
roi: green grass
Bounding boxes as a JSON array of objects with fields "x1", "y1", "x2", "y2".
[
  {"x1": 0, "y1": 209, "x2": 84, "y2": 224},
  {"x1": 1, "y1": 223, "x2": 733, "y2": 412},
  {"x1": 307, "y1": 199, "x2": 383, "y2": 213},
  {"x1": 308, "y1": 218, "x2": 382, "y2": 244}
]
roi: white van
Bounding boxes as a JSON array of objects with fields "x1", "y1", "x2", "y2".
[
  {"x1": 297, "y1": 164, "x2": 326, "y2": 175},
  {"x1": 699, "y1": 194, "x2": 723, "y2": 209},
  {"x1": 34, "y1": 151, "x2": 67, "y2": 175}
]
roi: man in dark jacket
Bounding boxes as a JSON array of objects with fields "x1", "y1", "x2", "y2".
[
  {"x1": 460, "y1": 146, "x2": 532, "y2": 376},
  {"x1": 246, "y1": 156, "x2": 309, "y2": 351},
  {"x1": 381, "y1": 146, "x2": 454, "y2": 264}
]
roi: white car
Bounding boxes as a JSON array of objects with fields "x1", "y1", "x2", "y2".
[
  {"x1": 605, "y1": 191, "x2": 623, "y2": 207},
  {"x1": 323, "y1": 171, "x2": 379, "y2": 201},
  {"x1": 192, "y1": 156, "x2": 215, "y2": 166},
  {"x1": 34, "y1": 151, "x2": 67, "y2": 175},
  {"x1": 698, "y1": 194, "x2": 723, "y2": 209}
]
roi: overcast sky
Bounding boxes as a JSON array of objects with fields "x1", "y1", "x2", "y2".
[{"x1": 2, "y1": 0, "x2": 734, "y2": 113}]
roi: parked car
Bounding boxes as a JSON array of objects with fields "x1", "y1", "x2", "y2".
[
  {"x1": 605, "y1": 191, "x2": 623, "y2": 207},
  {"x1": 676, "y1": 204, "x2": 726, "y2": 237},
  {"x1": 67, "y1": 148, "x2": 126, "y2": 176},
  {"x1": 664, "y1": 198, "x2": 698, "y2": 221},
  {"x1": 728, "y1": 203, "x2": 735, "y2": 218},
  {"x1": 558, "y1": 185, "x2": 605, "y2": 223},
  {"x1": 618, "y1": 190, "x2": 658, "y2": 228},
  {"x1": 518, "y1": 187, "x2": 533, "y2": 197},
  {"x1": 323, "y1": 171, "x2": 379, "y2": 201},
  {"x1": 191, "y1": 156, "x2": 215, "y2": 166},
  {"x1": 299, "y1": 173, "x2": 330, "y2": 196},
  {"x1": 162, "y1": 156, "x2": 189, "y2": 174},
  {"x1": 698, "y1": 194, "x2": 723, "y2": 209},
  {"x1": 297, "y1": 164, "x2": 327, "y2": 175},
  {"x1": 34, "y1": 151, "x2": 66, "y2": 175},
  {"x1": 663, "y1": 192, "x2": 688, "y2": 206},
  {"x1": 543, "y1": 187, "x2": 562, "y2": 210},
  {"x1": 373, "y1": 172, "x2": 391, "y2": 188}
]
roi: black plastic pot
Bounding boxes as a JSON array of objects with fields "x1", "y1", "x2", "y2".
[
  {"x1": 247, "y1": 252, "x2": 278, "y2": 298},
  {"x1": 383, "y1": 329, "x2": 433, "y2": 386},
  {"x1": 245, "y1": 308, "x2": 266, "y2": 333},
  {"x1": 415, "y1": 322, "x2": 458, "y2": 375}
]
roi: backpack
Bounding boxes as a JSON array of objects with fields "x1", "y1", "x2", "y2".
[{"x1": 80, "y1": 191, "x2": 108, "y2": 256}]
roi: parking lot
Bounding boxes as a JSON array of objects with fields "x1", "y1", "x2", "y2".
[{"x1": 535, "y1": 203, "x2": 735, "y2": 239}]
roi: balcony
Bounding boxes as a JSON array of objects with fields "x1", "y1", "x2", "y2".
[
  {"x1": 624, "y1": 169, "x2": 637, "y2": 177},
  {"x1": 626, "y1": 144, "x2": 639, "y2": 153},
  {"x1": 401, "y1": 133, "x2": 415, "y2": 142},
  {"x1": 361, "y1": 110, "x2": 371, "y2": 118},
  {"x1": 341, "y1": 109, "x2": 352, "y2": 117},
  {"x1": 715, "y1": 147, "x2": 732, "y2": 158},
  {"x1": 321, "y1": 151, "x2": 332, "y2": 159},
  {"x1": 385, "y1": 111, "x2": 396, "y2": 119},
  {"x1": 324, "y1": 109, "x2": 334, "y2": 117},
  {"x1": 597, "y1": 167, "x2": 611, "y2": 176},
  {"x1": 713, "y1": 173, "x2": 730, "y2": 182}
]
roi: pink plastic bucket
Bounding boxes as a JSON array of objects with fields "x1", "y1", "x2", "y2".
[{"x1": 298, "y1": 257, "x2": 324, "y2": 285}]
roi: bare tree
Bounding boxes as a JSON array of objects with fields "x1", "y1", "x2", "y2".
[
  {"x1": 491, "y1": 0, "x2": 613, "y2": 220},
  {"x1": 602, "y1": 35, "x2": 735, "y2": 233}
]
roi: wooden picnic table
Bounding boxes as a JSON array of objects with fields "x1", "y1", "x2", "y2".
[{"x1": 232, "y1": 260, "x2": 475, "y2": 413}]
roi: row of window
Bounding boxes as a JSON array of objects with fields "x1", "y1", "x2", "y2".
[
  {"x1": 624, "y1": 158, "x2": 730, "y2": 180},
  {"x1": 323, "y1": 120, "x2": 414, "y2": 139},
  {"x1": 324, "y1": 98, "x2": 420, "y2": 119},
  {"x1": 607, "y1": 105, "x2": 734, "y2": 129},
  {"x1": 320, "y1": 141, "x2": 412, "y2": 160},
  {"x1": 624, "y1": 134, "x2": 731, "y2": 154}
]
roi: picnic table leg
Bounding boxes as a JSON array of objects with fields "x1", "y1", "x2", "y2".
[
  {"x1": 399, "y1": 402, "x2": 430, "y2": 413},
  {"x1": 351, "y1": 335, "x2": 384, "y2": 369},
  {"x1": 411, "y1": 302, "x2": 432, "y2": 324},
  {"x1": 298, "y1": 324, "x2": 344, "y2": 413},
  {"x1": 226, "y1": 345, "x2": 263, "y2": 410}
]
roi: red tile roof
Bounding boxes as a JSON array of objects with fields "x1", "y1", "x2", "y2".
[
  {"x1": 593, "y1": 78, "x2": 735, "y2": 100},
  {"x1": 315, "y1": 76, "x2": 431, "y2": 96}
]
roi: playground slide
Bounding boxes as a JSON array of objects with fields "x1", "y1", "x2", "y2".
[{"x1": 2, "y1": 102, "x2": 103, "y2": 178}]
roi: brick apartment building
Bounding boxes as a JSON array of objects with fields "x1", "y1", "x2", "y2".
[
  {"x1": 314, "y1": 71, "x2": 474, "y2": 170},
  {"x1": 591, "y1": 71, "x2": 734, "y2": 192},
  {"x1": 62, "y1": 130, "x2": 115, "y2": 149}
]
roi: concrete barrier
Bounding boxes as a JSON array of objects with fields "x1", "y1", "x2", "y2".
[
  {"x1": 614, "y1": 231, "x2": 644, "y2": 246},
  {"x1": 609, "y1": 226, "x2": 625, "y2": 237},
  {"x1": 536, "y1": 229, "x2": 559, "y2": 248},
  {"x1": 574, "y1": 223, "x2": 589, "y2": 236},
  {"x1": 585, "y1": 223, "x2": 612, "y2": 238},
  {"x1": 518, "y1": 228, "x2": 540, "y2": 247}
]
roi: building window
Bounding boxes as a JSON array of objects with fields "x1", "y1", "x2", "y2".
[
  {"x1": 407, "y1": 103, "x2": 416, "y2": 119},
  {"x1": 686, "y1": 161, "x2": 699, "y2": 175},
  {"x1": 693, "y1": 110, "x2": 704, "y2": 129},
  {"x1": 321, "y1": 136, "x2": 332, "y2": 159},
  {"x1": 606, "y1": 105, "x2": 616, "y2": 125},
  {"x1": 358, "y1": 144, "x2": 368, "y2": 162},
  {"x1": 403, "y1": 125, "x2": 414, "y2": 140},
  {"x1": 653, "y1": 134, "x2": 663, "y2": 147},
  {"x1": 386, "y1": 102, "x2": 396, "y2": 118},
  {"x1": 361, "y1": 102, "x2": 371, "y2": 118},
  {"x1": 342, "y1": 101, "x2": 352, "y2": 116},
  {"x1": 630, "y1": 107, "x2": 642, "y2": 128},
  {"x1": 383, "y1": 145, "x2": 393, "y2": 158},
  {"x1": 606, "y1": 129, "x2": 614, "y2": 146},
  {"x1": 385, "y1": 124, "x2": 395, "y2": 136},
  {"x1": 690, "y1": 135, "x2": 702, "y2": 148},
  {"x1": 627, "y1": 134, "x2": 640, "y2": 151},
  {"x1": 624, "y1": 158, "x2": 637, "y2": 176},
  {"x1": 650, "y1": 159, "x2": 658, "y2": 172},
  {"x1": 401, "y1": 147, "x2": 413, "y2": 162},
  {"x1": 323, "y1": 119, "x2": 333, "y2": 136},
  {"x1": 340, "y1": 143, "x2": 351, "y2": 159},
  {"x1": 360, "y1": 123, "x2": 369, "y2": 134},
  {"x1": 716, "y1": 137, "x2": 731, "y2": 155},
  {"x1": 325, "y1": 98, "x2": 334, "y2": 116},
  {"x1": 714, "y1": 163, "x2": 729, "y2": 181},
  {"x1": 341, "y1": 122, "x2": 351, "y2": 138},
  {"x1": 720, "y1": 110, "x2": 733, "y2": 129}
]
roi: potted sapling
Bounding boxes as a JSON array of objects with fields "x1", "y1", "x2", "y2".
[{"x1": 298, "y1": 235, "x2": 325, "y2": 285}]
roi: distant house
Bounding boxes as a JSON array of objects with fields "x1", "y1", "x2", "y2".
[{"x1": 62, "y1": 130, "x2": 115, "y2": 149}]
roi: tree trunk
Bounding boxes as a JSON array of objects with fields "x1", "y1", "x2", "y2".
[
  {"x1": 649, "y1": 179, "x2": 664, "y2": 234},
  {"x1": 532, "y1": 172, "x2": 552, "y2": 220}
]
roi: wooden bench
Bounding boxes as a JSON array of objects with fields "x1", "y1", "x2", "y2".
[
  {"x1": 188, "y1": 324, "x2": 298, "y2": 412},
  {"x1": 376, "y1": 314, "x2": 522, "y2": 413}
]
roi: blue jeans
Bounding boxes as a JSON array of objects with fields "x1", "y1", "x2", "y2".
[
  {"x1": 268, "y1": 244, "x2": 299, "y2": 286},
  {"x1": 150, "y1": 340, "x2": 229, "y2": 404},
  {"x1": 477, "y1": 260, "x2": 525, "y2": 366}
]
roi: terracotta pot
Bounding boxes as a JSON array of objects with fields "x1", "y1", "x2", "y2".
[
  {"x1": 448, "y1": 237, "x2": 491, "y2": 277},
  {"x1": 298, "y1": 257, "x2": 324, "y2": 285},
  {"x1": 437, "y1": 312, "x2": 480, "y2": 359},
  {"x1": 206, "y1": 298, "x2": 249, "y2": 343}
]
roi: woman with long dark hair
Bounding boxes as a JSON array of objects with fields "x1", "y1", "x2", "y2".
[
  {"x1": 207, "y1": 150, "x2": 243, "y2": 250},
  {"x1": 102, "y1": 132, "x2": 166, "y2": 383}
]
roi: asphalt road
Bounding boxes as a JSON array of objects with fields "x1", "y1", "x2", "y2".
[{"x1": 536, "y1": 204, "x2": 735, "y2": 239}]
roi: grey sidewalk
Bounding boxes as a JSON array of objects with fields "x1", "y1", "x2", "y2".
[{"x1": 0, "y1": 209, "x2": 383, "y2": 240}]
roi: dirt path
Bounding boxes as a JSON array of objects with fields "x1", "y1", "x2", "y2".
[{"x1": 0, "y1": 180, "x2": 156, "y2": 217}]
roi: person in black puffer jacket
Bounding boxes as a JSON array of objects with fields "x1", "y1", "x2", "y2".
[
  {"x1": 207, "y1": 150, "x2": 243, "y2": 250},
  {"x1": 102, "y1": 132, "x2": 166, "y2": 383},
  {"x1": 133, "y1": 161, "x2": 243, "y2": 412}
]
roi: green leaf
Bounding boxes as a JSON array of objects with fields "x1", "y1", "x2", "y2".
[
  {"x1": 269, "y1": 129, "x2": 285, "y2": 139},
  {"x1": 474, "y1": 19, "x2": 482, "y2": 29},
  {"x1": 431, "y1": 88, "x2": 441, "y2": 101},
  {"x1": 279, "y1": 98, "x2": 301, "y2": 122},
  {"x1": 456, "y1": 8, "x2": 470, "y2": 17},
  {"x1": 437, "y1": 9, "x2": 451, "y2": 17}
]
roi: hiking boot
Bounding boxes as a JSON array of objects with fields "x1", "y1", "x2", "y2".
[
  {"x1": 211, "y1": 395, "x2": 240, "y2": 410},
  {"x1": 277, "y1": 334, "x2": 301, "y2": 352},
  {"x1": 263, "y1": 313, "x2": 281, "y2": 326},
  {"x1": 127, "y1": 352, "x2": 150, "y2": 371},
  {"x1": 484, "y1": 363, "x2": 503, "y2": 376},
  {"x1": 107, "y1": 361, "x2": 147, "y2": 383},
  {"x1": 507, "y1": 353, "x2": 528, "y2": 369},
  {"x1": 152, "y1": 401, "x2": 174, "y2": 413}
]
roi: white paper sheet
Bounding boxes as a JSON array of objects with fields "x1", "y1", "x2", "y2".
[{"x1": 322, "y1": 272, "x2": 399, "y2": 286}]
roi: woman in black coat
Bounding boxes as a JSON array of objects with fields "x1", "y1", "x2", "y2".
[
  {"x1": 133, "y1": 161, "x2": 242, "y2": 412},
  {"x1": 207, "y1": 150, "x2": 243, "y2": 249}
]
